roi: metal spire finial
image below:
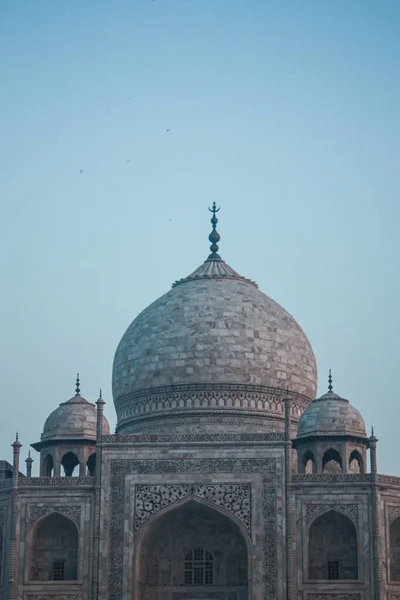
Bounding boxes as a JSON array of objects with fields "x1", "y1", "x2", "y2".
[
  {"x1": 76, "y1": 373, "x2": 80, "y2": 395},
  {"x1": 15, "y1": 432, "x2": 18, "y2": 441},
  {"x1": 208, "y1": 202, "x2": 221, "y2": 259},
  {"x1": 328, "y1": 369, "x2": 333, "y2": 392}
]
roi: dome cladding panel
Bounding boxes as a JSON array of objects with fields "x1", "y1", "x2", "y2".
[
  {"x1": 113, "y1": 278, "x2": 317, "y2": 402},
  {"x1": 297, "y1": 394, "x2": 366, "y2": 438},
  {"x1": 42, "y1": 397, "x2": 110, "y2": 441}
]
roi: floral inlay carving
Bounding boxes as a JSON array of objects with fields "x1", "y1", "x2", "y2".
[
  {"x1": 388, "y1": 505, "x2": 400, "y2": 526},
  {"x1": 307, "y1": 595, "x2": 361, "y2": 600},
  {"x1": 134, "y1": 483, "x2": 251, "y2": 533},
  {"x1": 28, "y1": 505, "x2": 81, "y2": 529},
  {"x1": 305, "y1": 503, "x2": 358, "y2": 526}
]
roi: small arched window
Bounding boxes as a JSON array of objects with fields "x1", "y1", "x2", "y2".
[
  {"x1": 303, "y1": 450, "x2": 315, "y2": 474},
  {"x1": 184, "y1": 547, "x2": 213, "y2": 585},
  {"x1": 322, "y1": 448, "x2": 342, "y2": 473},
  {"x1": 87, "y1": 453, "x2": 96, "y2": 476},
  {"x1": 43, "y1": 454, "x2": 54, "y2": 477},
  {"x1": 61, "y1": 452, "x2": 79, "y2": 477},
  {"x1": 349, "y1": 450, "x2": 363, "y2": 473}
]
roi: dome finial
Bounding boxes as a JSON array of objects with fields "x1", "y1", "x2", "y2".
[
  {"x1": 328, "y1": 369, "x2": 333, "y2": 392},
  {"x1": 76, "y1": 373, "x2": 81, "y2": 395},
  {"x1": 208, "y1": 202, "x2": 221, "y2": 259}
]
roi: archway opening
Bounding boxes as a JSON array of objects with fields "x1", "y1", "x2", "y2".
[
  {"x1": 390, "y1": 517, "x2": 400, "y2": 580},
  {"x1": 43, "y1": 454, "x2": 54, "y2": 477},
  {"x1": 61, "y1": 452, "x2": 79, "y2": 477},
  {"x1": 30, "y1": 513, "x2": 78, "y2": 581},
  {"x1": 135, "y1": 500, "x2": 249, "y2": 600},
  {"x1": 308, "y1": 509, "x2": 358, "y2": 580},
  {"x1": 87, "y1": 453, "x2": 96, "y2": 476},
  {"x1": 349, "y1": 450, "x2": 363, "y2": 473},
  {"x1": 322, "y1": 448, "x2": 342, "y2": 473},
  {"x1": 302, "y1": 450, "x2": 315, "y2": 474}
]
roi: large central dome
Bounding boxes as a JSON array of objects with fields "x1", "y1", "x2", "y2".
[{"x1": 112, "y1": 206, "x2": 317, "y2": 434}]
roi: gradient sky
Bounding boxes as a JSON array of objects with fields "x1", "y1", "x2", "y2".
[{"x1": 1, "y1": 0, "x2": 399, "y2": 475}]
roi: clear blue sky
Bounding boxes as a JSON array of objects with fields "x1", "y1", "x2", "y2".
[{"x1": 1, "y1": 0, "x2": 399, "y2": 474}]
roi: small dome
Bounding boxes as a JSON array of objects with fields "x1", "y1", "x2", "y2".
[
  {"x1": 42, "y1": 393, "x2": 110, "y2": 441},
  {"x1": 112, "y1": 207, "x2": 317, "y2": 433},
  {"x1": 297, "y1": 389, "x2": 366, "y2": 439}
]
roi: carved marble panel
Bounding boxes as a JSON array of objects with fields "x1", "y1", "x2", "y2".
[
  {"x1": 25, "y1": 596, "x2": 80, "y2": 600},
  {"x1": 109, "y1": 458, "x2": 276, "y2": 600},
  {"x1": 307, "y1": 595, "x2": 361, "y2": 600},
  {"x1": 27, "y1": 505, "x2": 81, "y2": 529},
  {"x1": 388, "y1": 505, "x2": 400, "y2": 526},
  {"x1": 134, "y1": 483, "x2": 251, "y2": 533},
  {"x1": 305, "y1": 503, "x2": 358, "y2": 526}
]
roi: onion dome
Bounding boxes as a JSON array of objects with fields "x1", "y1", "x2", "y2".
[
  {"x1": 40, "y1": 375, "x2": 110, "y2": 441},
  {"x1": 297, "y1": 370, "x2": 366, "y2": 439},
  {"x1": 112, "y1": 205, "x2": 317, "y2": 434}
]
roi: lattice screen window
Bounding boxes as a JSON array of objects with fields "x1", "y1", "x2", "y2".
[
  {"x1": 184, "y1": 547, "x2": 213, "y2": 585},
  {"x1": 328, "y1": 560, "x2": 340, "y2": 580},
  {"x1": 52, "y1": 561, "x2": 65, "y2": 581}
]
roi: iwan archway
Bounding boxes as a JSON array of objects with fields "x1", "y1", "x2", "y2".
[{"x1": 134, "y1": 498, "x2": 250, "y2": 600}]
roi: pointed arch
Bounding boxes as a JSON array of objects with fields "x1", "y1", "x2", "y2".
[
  {"x1": 87, "y1": 453, "x2": 96, "y2": 476},
  {"x1": 133, "y1": 497, "x2": 249, "y2": 599},
  {"x1": 42, "y1": 454, "x2": 54, "y2": 477},
  {"x1": 302, "y1": 450, "x2": 315, "y2": 474},
  {"x1": 61, "y1": 452, "x2": 79, "y2": 477},
  {"x1": 29, "y1": 512, "x2": 78, "y2": 581},
  {"x1": 0, "y1": 523, "x2": 3, "y2": 582},
  {"x1": 390, "y1": 516, "x2": 400, "y2": 580},
  {"x1": 308, "y1": 509, "x2": 358, "y2": 580},
  {"x1": 322, "y1": 448, "x2": 342, "y2": 473},
  {"x1": 349, "y1": 449, "x2": 363, "y2": 473}
]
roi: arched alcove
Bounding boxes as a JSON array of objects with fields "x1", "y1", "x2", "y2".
[
  {"x1": 302, "y1": 450, "x2": 315, "y2": 474},
  {"x1": 30, "y1": 513, "x2": 78, "y2": 581},
  {"x1": 87, "y1": 453, "x2": 96, "y2": 476},
  {"x1": 349, "y1": 449, "x2": 363, "y2": 473},
  {"x1": 322, "y1": 448, "x2": 342, "y2": 473},
  {"x1": 308, "y1": 510, "x2": 358, "y2": 580},
  {"x1": 43, "y1": 454, "x2": 54, "y2": 477},
  {"x1": 61, "y1": 452, "x2": 79, "y2": 477},
  {"x1": 0, "y1": 524, "x2": 3, "y2": 582},
  {"x1": 390, "y1": 517, "x2": 400, "y2": 580},
  {"x1": 134, "y1": 499, "x2": 249, "y2": 600}
]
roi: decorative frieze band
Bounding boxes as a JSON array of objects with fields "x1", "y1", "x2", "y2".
[
  {"x1": 104, "y1": 432, "x2": 285, "y2": 444},
  {"x1": 26, "y1": 596, "x2": 80, "y2": 600},
  {"x1": 19, "y1": 477, "x2": 93, "y2": 488},
  {"x1": 135, "y1": 483, "x2": 251, "y2": 533},
  {"x1": 305, "y1": 503, "x2": 358, "y2": 526},
  {"x1": 115, "y1": 382, "x2": 309, "y2": 426},
  {"x1": 28, "y1": 505, "x2": 81, "y2": 529},
  {"x1": 307, "y1": 595, "x2": 361, "y2": 600}
]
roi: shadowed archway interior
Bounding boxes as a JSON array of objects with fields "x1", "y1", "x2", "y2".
[{"x1": 134, "y1": 500, "x2": 249, "y2": 600}]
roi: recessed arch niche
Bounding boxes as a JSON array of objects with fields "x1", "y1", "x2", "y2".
[{"x1": 133, "y1": 498, "x2": 249, "y2": 600}]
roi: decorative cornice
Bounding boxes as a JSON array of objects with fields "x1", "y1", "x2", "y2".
[
  {"x1": 19, "y1": 477, "x2": 94, "y2": 488},
  {"x1": 115, "y1": 382, "x2": 311, "y2": 433},
  {"x1": 102, "y1": 432, "x2": 286, "y2": 445}
]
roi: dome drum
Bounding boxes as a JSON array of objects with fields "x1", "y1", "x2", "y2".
[
  {"x1": 112, "y1": 209, "x2": 318, "y2": 435},
  {"x1": 114, "y1": 382, "x2": 311, "y2": 434}
]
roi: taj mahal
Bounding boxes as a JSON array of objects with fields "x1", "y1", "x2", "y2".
[{"x1": 0, "y1": 205, "x2": 399, "y2": 600}]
